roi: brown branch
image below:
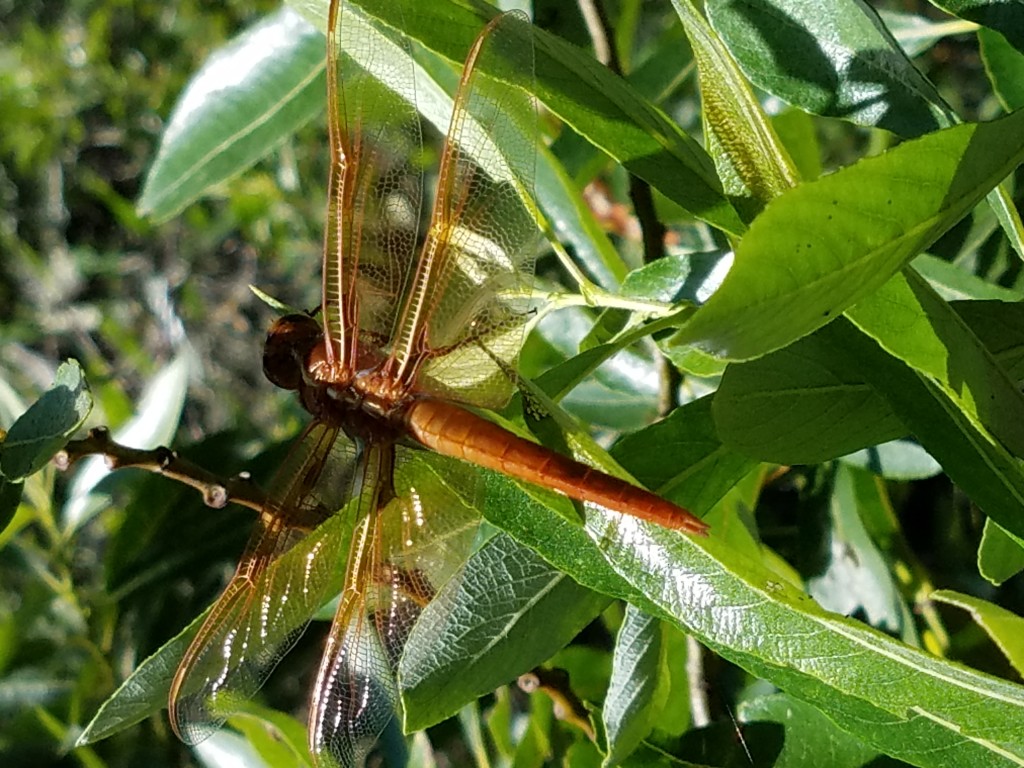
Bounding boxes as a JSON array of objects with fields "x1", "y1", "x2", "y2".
[{"x1": 55, "y1": 427, "x2": 267, "y2": 513}]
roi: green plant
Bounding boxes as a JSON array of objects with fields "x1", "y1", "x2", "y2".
[{"x1": 2, "y1": 1, "x2": 1023, "y2": 767}]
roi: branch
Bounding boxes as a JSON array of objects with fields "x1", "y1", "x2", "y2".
[{"x1": 55, "y1": 427, "x2": 267, "y2": 513}]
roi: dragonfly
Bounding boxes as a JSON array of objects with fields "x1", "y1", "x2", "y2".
[{"x1": 167, "y1": 2, "x2": 708, "y2": 766}]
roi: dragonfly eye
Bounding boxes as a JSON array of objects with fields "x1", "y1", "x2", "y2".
[{"x1": 263, "y1": 314, "x2": 322, "y2": 390}]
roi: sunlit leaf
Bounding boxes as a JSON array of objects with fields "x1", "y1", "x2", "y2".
[
  {"x1": 705, "y1": 0, "x2": 947, "y2": 136},
  {"x1": 603, "y1": 606, "x2": 668, "y2": 766},
  {"x1": 672, "y1": 0, "x2": 799, "y2": 221},
  {"x1": 980, "y1": 26, "x2": 1024, "y2": 109},
  {"x1": 978, "y1": 520, "x2": 1024, "y2": 586},
  {"x1": 138, "y1": 8, "x2": 326, "y2": 221}
]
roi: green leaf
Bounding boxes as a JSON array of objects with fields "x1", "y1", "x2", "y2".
[
  {"x1": 705, "y1": 0, "x2": 948, "y2": 136},
  {"x1": 714, "y1": 292, "x2": 1024, "y2": 467},
  {"x1": 840, "y1": 439, "x2": 941, "y2": 481},
  {"x1": 978, "y1": 519, "x2": 1024, "y2": 586},
  {"x1": 63, "y1": 350, "x2": 192, "y2": 530},
  {"x1": 672, "y1": 0, "x2": 799, "y2": 220},
  {"x1": 229, "y1": 703, "x2": 313, "y2": 768},
  {"x1": 0, "y1": 360, "x2": 92, "y2": 481},
  {"x1": 931, "y1": 590, "x2": 1024, "y2": 679},
  {"x1": 413, "y1": 37, "x2": 631, "y2": 292},
  {"x1": 77, "y1": 610, "x2": 204, "y2": 745},
  {"x1": 621, "y1": 252, "x2": 730, "y2": 307},
  {"x1": 704, "y1": 0, "x2": 1024, "y2": 264},
  {"x1": 193, "y1": 729, "x2": 273, "y2": 768},
  {"x1": 914, "y1": 254, "x2": 1024, "y2": 302},
  {"x1": 713, "y1": 323, "x2": 907, "y2": 464},
  {"x1": 739, "y1": 692, "x2": 890, "y2": 768},
  {"x1": 980, "y1": 26, "x2": 1024, "y2": 110},
  {"x1": 772, "y1": 108, "x2": 822, "y2": 181},
  {"x1": 671, "y1": 109, "x2": 1024, "y2": 361},
  {"x1": 880, "y1": 9, "x2": 974, "y2": 58},
  {"x1": 603, "y1": 606, "x2": 668, "y2": 767},
  {"x1": 835, "y1": 316, "x2": 1024, "y2": 540},
  {"x1": 951, "y1": 299, "x2": 1024, "y2": 385},
  {"x1": 848, "y1": 269, "x2": 1024, "y2": 458},
  {"x1": 618, "y1": 743, "x2": 696, "y2": 767},
  {"x1": 79, "y1": 501, "x2": 355, "y2": 746},
  {"x1": 931, "y1": 0, "x2": 1024, "y2": 55},
  {"x1": 138, "y1": 8, "x2": 326, "y2": 221},
  {"x1": 471, "y1": 463, "x2": 1024, "y2": 767},
  {"x1": 529, "y1": 314, "x2": 662, "y2": 433},
  {"x1": 400, "y1": 527, "x2": 610, "y2": 732}
]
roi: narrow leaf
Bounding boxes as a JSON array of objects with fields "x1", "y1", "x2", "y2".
[
  {"x1": 848, "y1": 269, "x2": 1024, "y2": 459},
  {"x1": 229, "y1": 703, "x2": 313, "y2": 768},
  {"x1": 840, "y1": 439, "x2": 941, "y2": 481},
  {"x1": 469, "y1": 455, "x2": 1024, "y2": 767},
  {"x1": 931, "y1": 590, "x2": 1024, "y2": 679},
  {"x1": 838, "y1": 317, "x2": 1024, "y2": 540},
  {"x1": 673, "y1": 0, "x2": 799, "y2": 220},
  {"x1": 978, "y1": 520, "x2": 1024, "y2": 586},
  {"x1": 808, "y1": 466, "x2": 915, "y2": 643},
  {"x1": 610, "y1": 395, "x2": 758, "y2": 515},
  {"x1": 713, "y1": 323, "x2": 907, "y2": 464},
  {"x1": 139, "y1": 8, "x2": 325, "y2": 221},
  {"x1": 77, "y1": 611, "x2": 204, "y2": 745},
  {"x1": 603, "y1": 606, "x2": 668, "y2": 767},
  {"x1": 0, "y1": 360, "x2": 92, "y2": 481},
  {"x1": 333, "y1": 0, "x2": 744, "y2": 235},
  {"x1": 980, "y1": 26, "x2": 1024, "y2": 110},
  {"x1": 739, "y1": 692, "x2": 884, "y2": 768}
]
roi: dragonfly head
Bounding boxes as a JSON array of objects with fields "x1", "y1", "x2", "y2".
[{"x1": 263, "y1": 313, "x2": 322, "y2": 391}]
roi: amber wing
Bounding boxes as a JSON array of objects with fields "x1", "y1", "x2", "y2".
[
  {"x1": 168, "y1": 424, "x2": 358, "y2": 743},
  {"x1": 385, "y1": 11, "x2": 539, "y2": 408},
  {"x1": 320, "y1": 0, "x2": 423, "y2": 372},
  {"x1": 307, "y1": 441, "x2": 481, "y2": 767}
]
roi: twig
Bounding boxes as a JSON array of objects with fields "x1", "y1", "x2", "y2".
[{"x1": 55, "y1": 427, "x2": 267, "y2": 513}]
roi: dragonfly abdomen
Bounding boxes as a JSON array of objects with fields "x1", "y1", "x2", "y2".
[{"x1": 404, "y1": 396, "x2": 708, "y2": 536}]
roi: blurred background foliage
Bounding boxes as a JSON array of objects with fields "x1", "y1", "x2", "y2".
[{"x1": 1, "y1": 0, "x2": 1022, "y2": 767}]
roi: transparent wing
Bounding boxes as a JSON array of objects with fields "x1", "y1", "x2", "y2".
[
  {"x1": 309, "y1": 444, "x2": 481, "y2": 768},
  {"x1": 169, "y1": 423, "x2": 357, "y2": 744},
  {"x1": 321, "y1": 0, "x2": 423, "y2": 371},
  {"x1": 386, "y1": 11, "x2": 539, "y2": 408}
]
